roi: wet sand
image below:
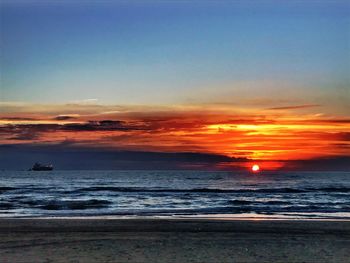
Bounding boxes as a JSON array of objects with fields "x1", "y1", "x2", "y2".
[{"x1": 0, "y1": 219, "x2": 349, "y2": 262}]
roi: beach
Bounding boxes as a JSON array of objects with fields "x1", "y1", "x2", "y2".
[{"x1": 0, "y1": 219, "x2": 349, "y2": 262}]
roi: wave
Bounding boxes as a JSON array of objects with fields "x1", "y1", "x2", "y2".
[
  {"x1": 39, "y1": 199, "x2": 112, "y2": 210},
  {"x1": 0, "y1": 202, "x2": 16, "y2": 210},
  {"x1": 2, "y1": 185, "x2": 350, "y2": 194},
  {"x1": 312, "y1": 187, "x2": 350, "y2": 193},
  {"x1": 1, "y1": 199, "x2": 112, "y2": 211},
  {"x1": 43, "y1": 205, "x2": 348, "y2": 215},
  {"x1": 227, "y1": 200, "x2": 291, "y2": 205},
  {"x1": 0, "y1": 187, "x2": 18, "y2": 192},
  {"x1": 154, "y1": 205, "x2": 350, "y2": 215},
  {"x1": 73, "y1": 186, "x2": 350, "y2": 194}
]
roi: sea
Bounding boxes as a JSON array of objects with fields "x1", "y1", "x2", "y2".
[{"x1": 1, "y1": 170, "x2": 350, "y2": 219}]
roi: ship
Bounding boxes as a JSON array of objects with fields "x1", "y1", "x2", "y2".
[{"x1": 30, "y1": 162, "x2": 53, "y2": 171}]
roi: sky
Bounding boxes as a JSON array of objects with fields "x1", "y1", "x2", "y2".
[{"x1": 0, "y1": 0, "x2": 349, "y2": 170}]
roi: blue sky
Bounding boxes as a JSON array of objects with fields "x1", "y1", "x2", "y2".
[
  {"x1": 0, "y1": 1, "x2": 350, "y2": 166},
  {"x1": 1, "y1": 0, "x2": 349, "y2": 107}
]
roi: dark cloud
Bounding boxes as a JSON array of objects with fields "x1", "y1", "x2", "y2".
[
  {"x1": 0, "y1": 143, "x2": 246, "y2": 170},
  {"x1": 311, "y1": 119, "x2": 350, "y2": 124},
  {"x1": 266, "y1": 104, "x2": 321, "y2": 110},
  {"x1": 284, "y1": 156, "x2": 350, "y2": 171},
  {"x1": 53, "y1": 115, "x2": 77, "y2": 121},
  {"x1": 332, "y1": 133, "x2": 350, "y2": 141},
  {"x1": 0, "y1": 120, "x2": 145, "y2": 140},
  {"x1": 0, "y1": 143, "x2": 349, "y2": 171},
  {"x1": 62, "y1": 120, "x2": 144, "y2": 131},
  {"x1": 8, "y1": 131, "x2": 40, "y2": 141},
  {"x1": 0, "y1": 117, "x2": 38, "y2": 121},
  {"x1": 0, "y1": 124, "x2": 58, "y2": 141}
]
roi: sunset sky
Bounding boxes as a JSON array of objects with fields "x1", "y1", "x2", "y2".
[{"x1": 0, "y1": 0, "x2": 349, "y2": 170}]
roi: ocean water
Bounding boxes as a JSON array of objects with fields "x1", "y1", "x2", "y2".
[{"x1": 0, "y1": 170, "x2": 350, "y2": 219}]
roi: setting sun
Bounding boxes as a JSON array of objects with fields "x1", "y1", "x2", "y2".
[{"x1": 252, "y1": 164, "x2": 260, "y2": 172}]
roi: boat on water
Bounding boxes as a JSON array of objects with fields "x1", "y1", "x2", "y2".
[{"x1": 30, "y1": 162, "x2": 53, "y2": 171}]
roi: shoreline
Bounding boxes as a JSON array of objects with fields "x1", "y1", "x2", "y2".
[
  {"x1": 1, "y1": 219, "x2": 350, "y2": 262},
  {"x1": 2, "y1": 213, "x2": 350, "y2": 221},
  {"x1": 2, "y1": 215, "x2": 350, "y2": 222},
  {"x1": 1, "y1": 218, "x2": 350, "y2": 232}
]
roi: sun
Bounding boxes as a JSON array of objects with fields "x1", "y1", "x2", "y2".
[{"x1": 251, "y1": 164, "x2": 260, "y2": 172}]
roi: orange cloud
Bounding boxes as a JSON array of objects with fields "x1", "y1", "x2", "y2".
[{"x1": 1, "y1": 103, "x2": 349, "y2": 165}]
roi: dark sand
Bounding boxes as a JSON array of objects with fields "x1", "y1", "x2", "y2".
[{"x1": 0, "y1": 219, "x2": 349, "y2": 262}]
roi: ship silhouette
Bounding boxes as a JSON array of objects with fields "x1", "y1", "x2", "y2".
[{"x1": 30, "y1": 162, "x2": 53, "y2": 171}]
